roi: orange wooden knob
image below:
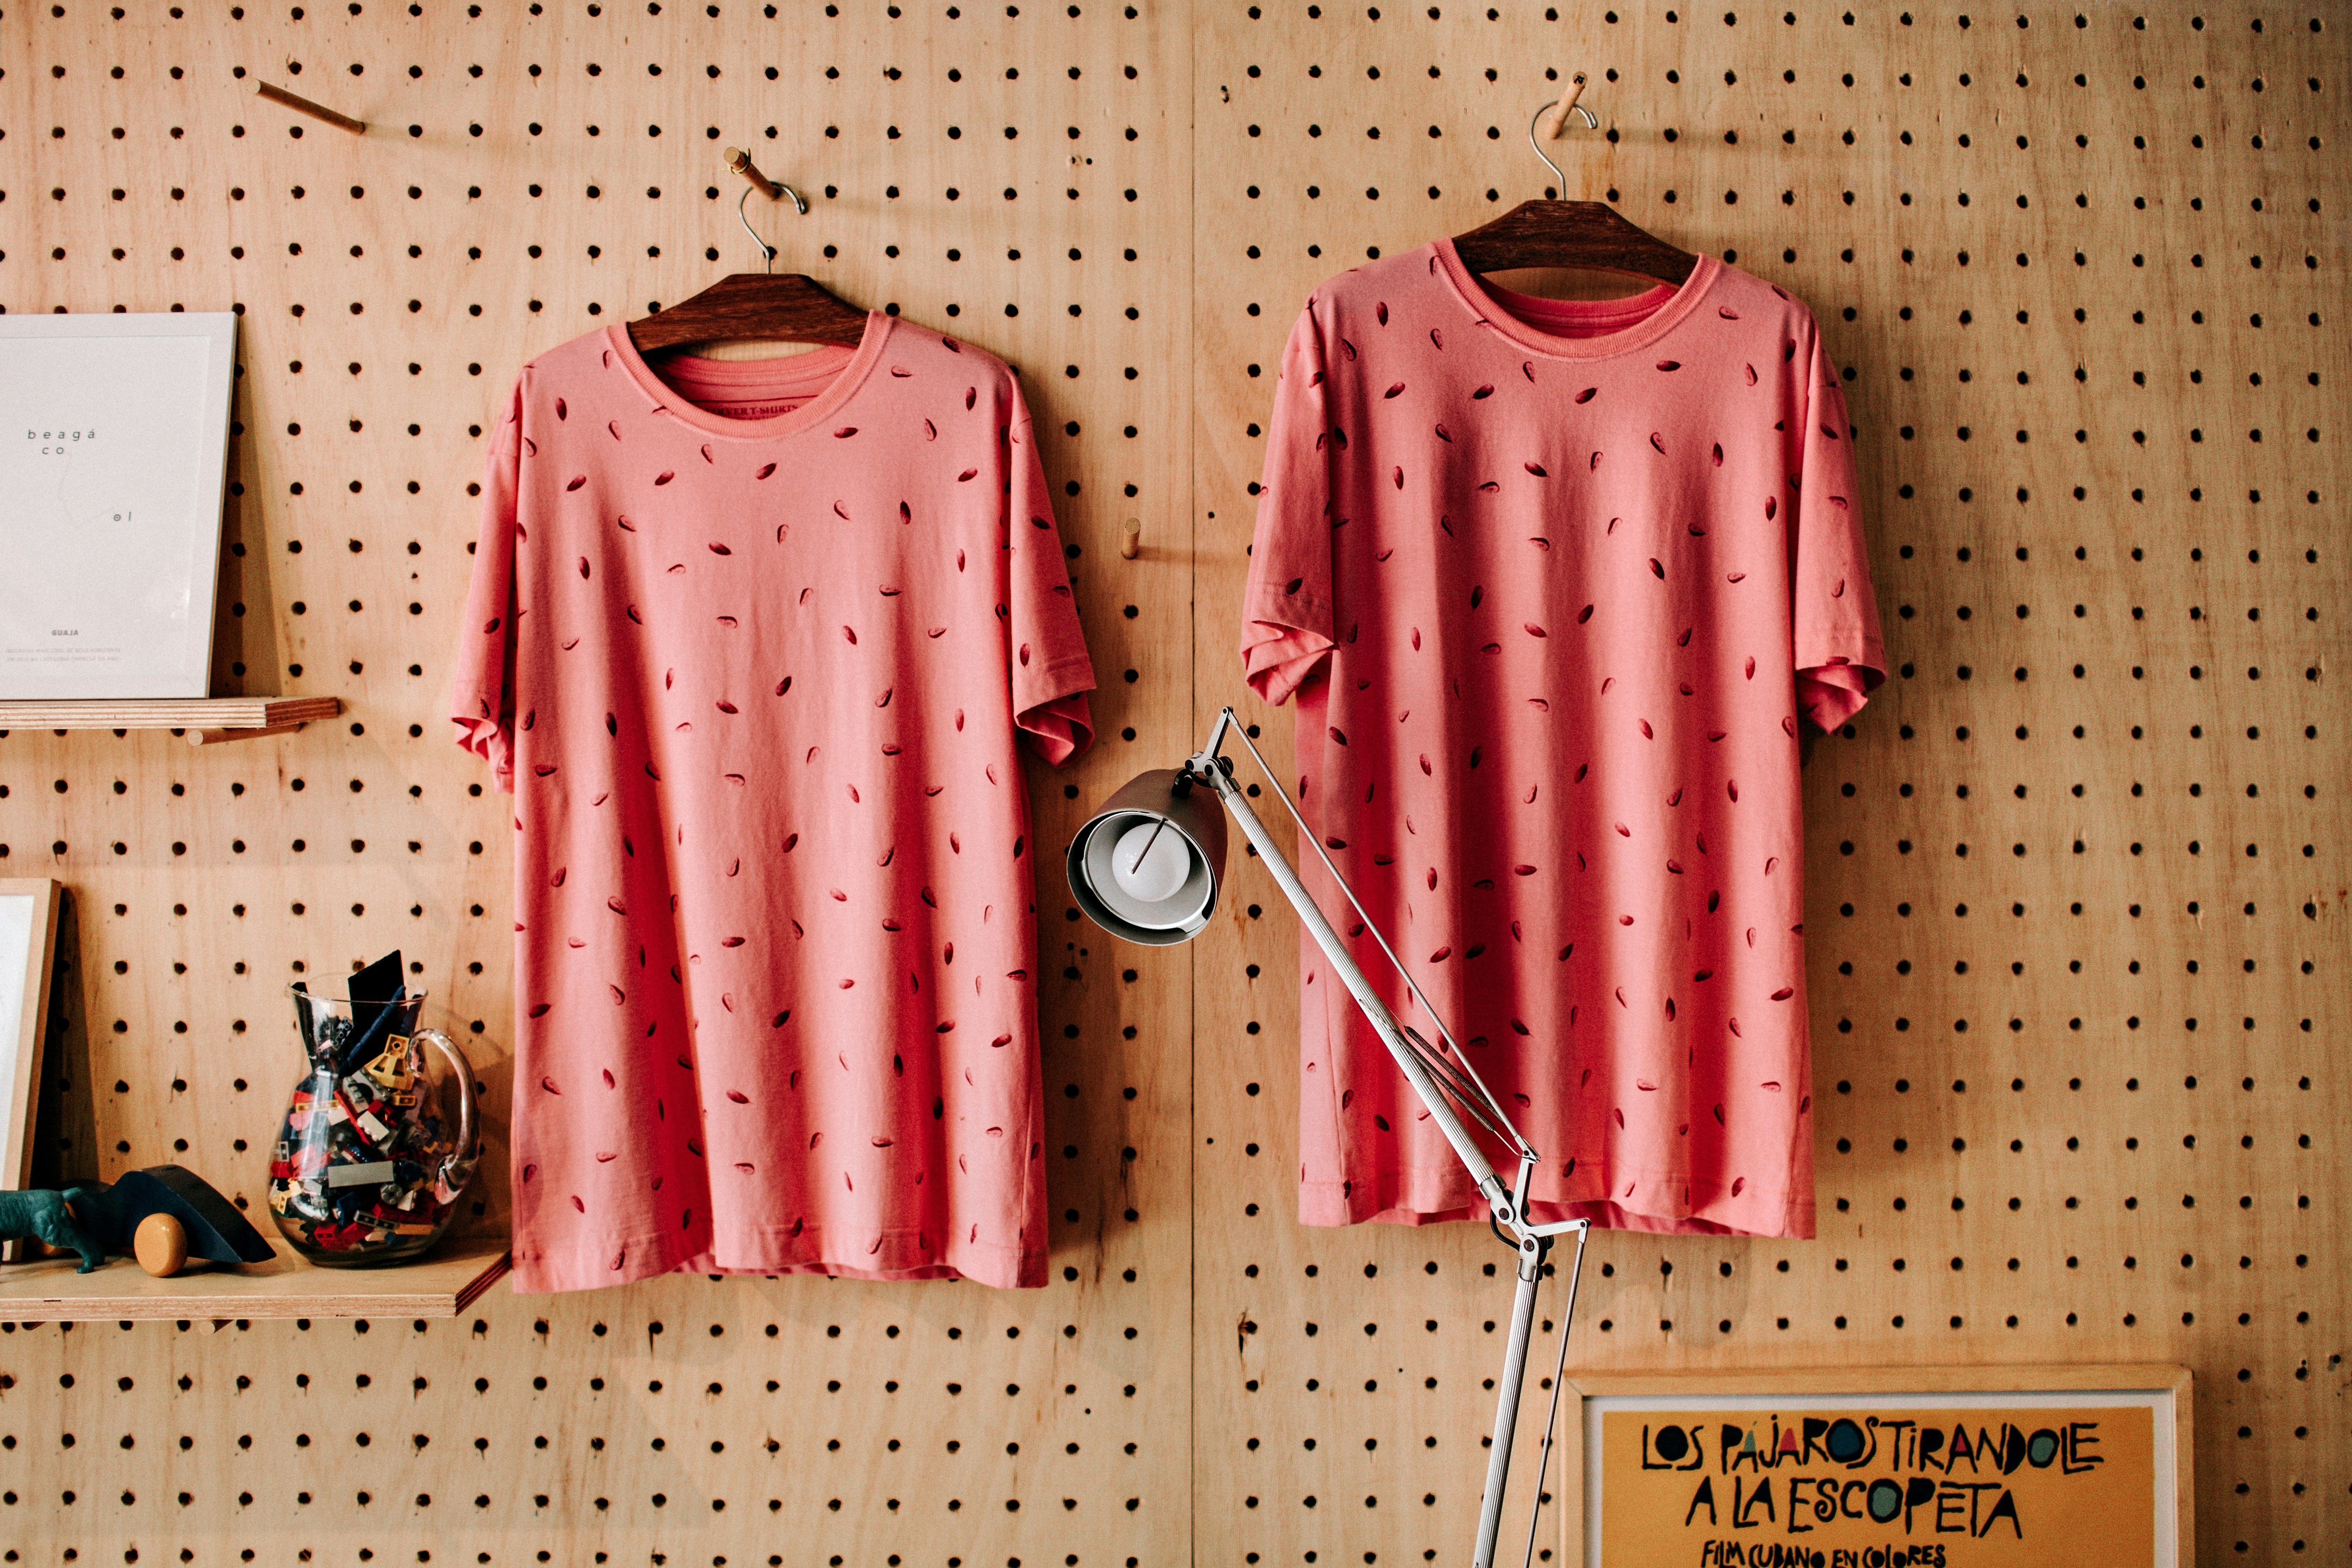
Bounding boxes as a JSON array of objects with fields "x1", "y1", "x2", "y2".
[{"x1": 133, "y1": 1213, "x2": 188, "y2": 1278}]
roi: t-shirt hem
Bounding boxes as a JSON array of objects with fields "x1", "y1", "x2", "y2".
[
  {"x1": 448, "y1": 684, "x2": 514, "y2": 793},
  {"x1": 1016, "y1": 653, "x2": 1097, "y2": 706},
  {"x1": 1798, "y1": 641, "x2": 1888, "y2": 732},
  {"x1": 509, "y1": 1223, "x2": 1047, "y2": 1293},
  {"x1": 1016, "y1": 658, "x2": 1099, "y2": 766},
  {"x1": 1298, "y1": 1170, "x2": 1813, "y2": 1240},
  {"x1": 1239, "y1": 582, "x2": 1338, "y2": 707},
  {"x1": 1241, "y1": 580, "x2": 1334, "y2": 635}
]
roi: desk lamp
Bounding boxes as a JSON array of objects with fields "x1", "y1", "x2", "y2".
[{"x1": 1066, "y1": 706, "x2": 1590, "y2": 1568}]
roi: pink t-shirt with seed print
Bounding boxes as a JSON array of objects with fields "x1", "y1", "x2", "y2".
[
  {"x1": 1241, "y1": 241, "x2": 1883, "y2": 1239},
  {"x1": 452, "y1": 316, "x2": 1096, "y2": 1293}
]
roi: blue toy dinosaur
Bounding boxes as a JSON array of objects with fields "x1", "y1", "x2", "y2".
[{"x1": 0, "y1": 1188, "x2": 107, "y2": 1273}]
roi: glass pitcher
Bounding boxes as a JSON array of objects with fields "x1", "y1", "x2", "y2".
[{"x1": 268, "y1": 984, "x2": 481, "y2": 1266}]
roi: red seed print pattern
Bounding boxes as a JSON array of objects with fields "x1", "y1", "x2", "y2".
[
  {"x1": 1240, "y1": 241, "x2": 1883, "y2": 1242},
  {"x1": 449, "y1": 317, "x2": 1098, "y2": 1293}
]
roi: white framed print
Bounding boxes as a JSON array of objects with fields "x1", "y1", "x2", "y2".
[
  {"x1": 0, "y1": 313, "x2": 237, "y2": 698},
  {"x1": 0, "y1": 879, "x2": 62, "y2": 1191}
]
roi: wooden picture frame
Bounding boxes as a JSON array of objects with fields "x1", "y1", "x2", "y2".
[
  {"x1": 1556, "y1": 1364, "x2": 2192, "y2": 1568},
  {"x1": 0, "y1": 878, "x2": 63, "y2": 1192}
]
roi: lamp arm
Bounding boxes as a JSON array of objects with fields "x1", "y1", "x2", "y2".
[
  {"x1": 1207, "y1": 712, "x2": 1534, "y2": 1170},
  {"x1": 1180, "y1": 708, "x2": 1593, "y2": 1568},
  {"x1": 1187, "y1": 746, "x2": 1513, "y2": 1221}
]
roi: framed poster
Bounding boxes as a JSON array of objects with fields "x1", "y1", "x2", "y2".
[
  {"x1": 0, "y1": 879, "x2": 63, "y2": 1192},
  {"x1": 1565, "y1": 1365, "x2": 2192, "y2": 1568},
  {"x1": 0, "y1": 313, "x2": 237, "y2": 698}
]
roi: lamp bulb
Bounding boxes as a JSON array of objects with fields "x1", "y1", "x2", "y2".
[{"x1": 1110, "y1": 820, "x2": 1191, "y2": 904}]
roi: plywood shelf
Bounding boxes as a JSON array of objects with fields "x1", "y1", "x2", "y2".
[
  {"x1": 0, "y1": 696, "x2": 341, "y2": 745},
  {"x1": 0, "y1": 1233, "x2": 509, "y2": 1322}
]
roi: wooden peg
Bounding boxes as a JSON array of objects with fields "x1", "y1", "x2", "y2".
[
  {"x1": 190, "y1": 721, "x2": 309, "y2": 747},
  {"x1": 1120, "y1": 519, "x2": 1142, "y2": 560},
  {"x1": 1534, "y1": 72, "x2": 1589, "y2": 141},
  {"x1": 724, "y1": 147, "x2": 782, "y2": 201},
  {"x1": 253, "y1": 79, "x2": 367, "y2": 136}
]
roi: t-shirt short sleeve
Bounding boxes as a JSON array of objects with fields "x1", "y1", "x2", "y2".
[
  {"x1": 1002, "y1": 376, "x2": 1097, "y2": 766},
  {"x1": 449, "y1": 379, "x2": 524, "y2": 792},
  {"x1": 1240, "y1": 306, "x2": 1340, "y2": 706},
  {"x1": 1788, "y1": 321, "x2": 1886, "y2": 732}
]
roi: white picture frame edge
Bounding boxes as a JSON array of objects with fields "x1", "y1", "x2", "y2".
[
  {"x1": 0, "y1": 877, "x2": 63, "y2": 1193},
  {"x1": 0, "y1": 312, "x2": 237, "y2": 699}
]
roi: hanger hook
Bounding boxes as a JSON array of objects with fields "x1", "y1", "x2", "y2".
[
  {"x1": 1527, "y1": 77, "x2": 1598, "y2": 197},
  {"x1": 736, "y1": 180, "x2": 809, "y2": 275}
]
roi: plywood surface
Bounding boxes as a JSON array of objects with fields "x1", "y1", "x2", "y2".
[
  {"x1": 0, "y1": 697, "x2": 342, "y2": 729},
  {"x1": 1187, "y1": 6, "x2": 2345, "y2": 1566},
  {"x1": 2, "y1": 5, "x2": 1193, "y2": 1564},
  {"x1": 0, "y1": 5, "x2": 2343, "y2": 1567},
  {"x1": 0, "y1": 1233, "x2": 511, "y2": 1321}
]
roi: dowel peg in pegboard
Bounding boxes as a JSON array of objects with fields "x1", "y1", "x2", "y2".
[
  {"x1": 725, "y1": 147, "x2": 783, "y2": 202},
  {"x1": 1121, "y1": 519, "x2": 1143, "y2": 560},
  {"x1": 190, "y1": 721, "x2": 308, "y2": 747},
  {"x1": 1533, "y1": 73, "x2": 1592, "y2": 141},
  {"x1": 253, "y1": 79, "x2": 367, "y2": 135}
]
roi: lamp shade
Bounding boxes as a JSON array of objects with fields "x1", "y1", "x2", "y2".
[{"x1": 1064, "y1": 767, "x2": 1228, "y2": 945}]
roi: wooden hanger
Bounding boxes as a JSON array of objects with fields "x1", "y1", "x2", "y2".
[
  {"x1": 1450, "y1": 74, "x2": 1699, "y2": 287},
  {"x1": 627, "y1": 150, "x2": 870, "y2": 354},
  {"x1": 628, "y1": 271, "x2": 869, "y2": 353}
]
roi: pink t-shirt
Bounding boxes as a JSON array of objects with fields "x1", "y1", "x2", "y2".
[
  {"x1": 1241, "y1": 241, "x2": 1883, "y2": 1239},
  {"x1": 451, "y1": 316, "x2": 1095, "y2": 1292}
]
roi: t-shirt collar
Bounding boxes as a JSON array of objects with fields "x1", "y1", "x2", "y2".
[
  {"x1": 1430, "y1": 235, "x2": 1721, "y2": 361},
  {"x1": 600, "y1": 309, "x2": 895, "y2": 439}
]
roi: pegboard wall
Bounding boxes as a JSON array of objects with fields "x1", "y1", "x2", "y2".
[{"x1": 0, "y1": 4, "x2": 2343, "y2": 1567}]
